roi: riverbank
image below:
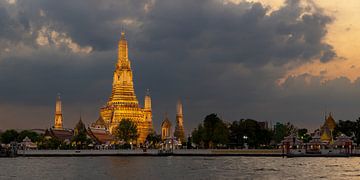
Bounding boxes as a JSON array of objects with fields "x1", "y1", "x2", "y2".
[
  {"x1": 6, "y1": 149, "x2": 357, "y2": 157},
  {"x1": 15, "y1": 149, "x2": 283, "y2": 157}
]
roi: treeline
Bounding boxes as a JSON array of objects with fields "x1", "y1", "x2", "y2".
[
  {"x1": 334, "y1": 118, "x2": 360, "y2": 144},
  {"x1": 191, "y1": 114, "x2": 360, "y2": 149},
  {"x1": 191, "y1": 113, "x2": 299, "y2": 149},
  {"x1": 0, "y1": 130, "x2": 40, "y2": 144},
  {"x1": 0, "y1": 129, "x2": 91, "y2": 149}
]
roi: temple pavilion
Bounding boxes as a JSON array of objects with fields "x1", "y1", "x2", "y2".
[{"x1": 320, "y1": 113, "x2": 336, "y2": 143}]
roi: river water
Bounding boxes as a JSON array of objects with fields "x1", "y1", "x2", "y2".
[{"x1": 1, "y1": 156, "x2": 360, "y2": 179}]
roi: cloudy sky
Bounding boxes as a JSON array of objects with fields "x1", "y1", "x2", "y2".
[{"x1": 1, "y1": 0, "x2": 360, "y2": 133}]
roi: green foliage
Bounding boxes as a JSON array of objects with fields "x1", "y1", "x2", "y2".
[
  {"x1": 297, "y1": 128, "x2": 307, "y2": 137},
  {"x1": 354, "y1": 118, "x2": 360, "y2": 145},
  {"x1": 191, "y1": 114, "x2": 229, "y2": 148},
  {"x1": 229, "y1": 119, "x2": 273, "y2": 148},
  {"x1": 0, "y1": 129, "x2": 19, "y2": 144},
  {"x1": 116, "y1": 119, "x2": 138, "y2": 143},
  {"x1": 72, "y1": 132, "x2": 91, "y2": 149},
  {"x1": 37, "y1": 136, "x2": 62, "y2": 149},
  {"x1": 334, "y1": 120, "x2": 355, "y2": 137},
  {"x1": 297, "y1": 128, "x2": 311, "y2": 143},
  {"x1": 191, "y1": 124, "x2": 204, "y2": 146},
  {"x1": 273, "y1": 122, "x2": 297, "y2": 143},
  {"x1": 146, "y1": 131, "x2": 161, "y2": 148},
  {"x1": 17, "y1": 130, "x2": 40, "y2": 142}
]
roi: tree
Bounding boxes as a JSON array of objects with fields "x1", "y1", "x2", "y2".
[
  {"x1": 285, "y1": 122, "x2": 297, "y2": 136},
  {"x1": 297, "y1": 128, "x2": 311, "y2": 143},
  {"x1": 0, "y1": 129, "x2": 19, "y2": 144},
  {"x1": 354, "y1": 117, "x2": 360, "y2": 145},
  {"x1": 199, "y1": 113, "x2": 229, "y2": 148},
  {"x1": 146, "y1": 131, "x2": 161, "y2": 148},
  {"x1": 229, "y1": 119, "x2": 272, "y2": 148},
  {"x1": 116, "y1": 119, "x2": 138, "y2": 144},
  {"x1": 273, "y1": 122, "x2": 297, "y2": 143},
  {"x1": 191, "y1": 124, "x2": 204, "y2": 147},
  {"x1": 335, "y1": 120, "x2": 355, "y2": 137},
  {"x1": 17, "y1": 130, "x2": 40, "y2": 143},
  {"x1": 72, "y1": 133, "x2": 89, "y2": 149}
]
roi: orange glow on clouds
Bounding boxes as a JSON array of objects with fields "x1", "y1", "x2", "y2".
[{"x1": 239, "y1": 0, "x2": 360, "y2": 85}]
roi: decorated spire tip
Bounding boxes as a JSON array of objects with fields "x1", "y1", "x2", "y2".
[{"x1": 57, "y1": 93, "x2": 61, "y2": 100}]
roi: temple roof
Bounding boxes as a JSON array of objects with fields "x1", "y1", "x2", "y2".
[
  {"x1": 47, "y1": 128, "x2": 73, "y2": 141},
  {"x1": 324, "y1": 113, "x2": 336, "y2": 131},
  {"x1": 320, "y1": 130, "x2": 331, "y2": 142},
  {"x1": 92, "y1": 116, "x2": 107, "y2": 128},
  {"x1": 74, "y1": 117, "x2": 87, "y2": 135},
  {"x1": 161, "y1": 117, "x2": 172, "y2": 128},
  {"x1": 88, "y1": 127, "x2": 114, "y2": 144}
]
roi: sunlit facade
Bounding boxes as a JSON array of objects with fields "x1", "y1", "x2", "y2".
[{"x1": 99, "y1": 32, "x2": 153, "y2": 143}]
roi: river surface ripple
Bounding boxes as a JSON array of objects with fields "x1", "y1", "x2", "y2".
[{"x1": 1, "y1": 156, "x2": 360, "y2": 180}]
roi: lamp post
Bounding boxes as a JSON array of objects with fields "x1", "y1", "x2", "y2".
[{"x1": 243, "y1": 135, "x2": 248, "y2": 149}]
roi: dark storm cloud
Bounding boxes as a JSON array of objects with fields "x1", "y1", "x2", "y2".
[
  {"x1": 0, "y1": 50, "x2": 113, "y2": 105},
  {"x1": 0, "y1": 0, "x2": 346, "y2": 131},
  {"x1": 14, "y1": 0, "x2": 149, "y2": 50},
  {"x1": 137, "y1": 0, "x2": 335, "y2": 66}
]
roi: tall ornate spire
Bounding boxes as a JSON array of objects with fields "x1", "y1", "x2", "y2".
[
  {"x1": 177, "y1": 99, "x2": 183, "y2": 117},
  {"x1": 99, "y1": 31, "x2": 153, "y2": 143},
  {"x1": 117, "y1": 31, "x2": 129, "y2": 68},
  {"x1": 110, "y1": 31, "x2": 137, "y2": 103},
  {"x1": 54, "y1": 93, "x2": 63, "y2": 129},
  {"x1": 144, "y1": 89, "x2": 151, "y2": 111},
  {"x1": 174, "y1": 99, "x2": 185, "y2": 143},
  {"x1": 144, "y1": 89, "x2": 153, "y2": 131}
]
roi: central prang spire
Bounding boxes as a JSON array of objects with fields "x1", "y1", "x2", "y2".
[
  {"x1": 99, "y1": 31, "x2": 153, "y2": 143},
  {"x1": 117, "y1": 31, "x2": 130, "y2": 69},
  {"x1": 111, "y1": 31, "x2": 135, "y2": 95}
]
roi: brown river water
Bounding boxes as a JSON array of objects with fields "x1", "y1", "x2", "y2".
[{"x1": 1, "y1": 156, "x2": 360, "y2": 179}]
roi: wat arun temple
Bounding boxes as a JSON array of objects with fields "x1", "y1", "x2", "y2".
[
  {"x1": 48, "y1": 32, "x2": 185, "y2": 145},
  {"x1": 98, "y1": 32, "x2": 153, "y2": 143}
]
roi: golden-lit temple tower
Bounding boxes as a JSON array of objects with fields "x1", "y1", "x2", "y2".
[
  {"x1": 100, "y1": 31, "x2": 153, "y2": 143},
  {"x1": 174, "y1": 100, "x2": 185, "y2": 143},
  {"x1": 54, "y1": 94, "x2": 63, "y2": 129},
  {"x1": 144, "y1": 89, "x2": 153, "y2": 131}
]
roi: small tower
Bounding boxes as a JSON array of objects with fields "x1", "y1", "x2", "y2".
[
  {"x1": 174, "y1": 100, "x2": 185, "y2": 143},
  {"x1": 144, "y1": 89, "x2": 153, "y2": 130},
  {"x1": 161, "y1": 114, "x2": 172, "y2": 140},
  {"x1": 54, "y1": 94, "x2": 63, "y2": 129}
]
